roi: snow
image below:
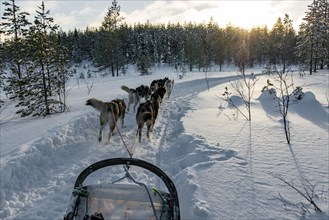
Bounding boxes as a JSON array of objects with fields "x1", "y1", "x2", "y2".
[{"x1": 1, "y1": 65, "x2": 328, "y2": 219}]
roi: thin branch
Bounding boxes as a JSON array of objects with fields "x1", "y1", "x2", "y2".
[{"x1": 269, "y1": 172, "x2": 322, "y2": 212}]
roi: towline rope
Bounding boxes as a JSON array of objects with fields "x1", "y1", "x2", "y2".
[{"x1": 111, "y1": 107, "x2": 136, "y2": 158}]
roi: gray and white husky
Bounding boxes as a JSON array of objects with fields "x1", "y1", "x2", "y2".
[
  {"x1": 121, "y1": 85, "x2": 140, "y2": 112},
  {"x1": 164, "y1": 79, "x2": 174, "y2": 98},
  {"x1": 86, "y1": 98, "x2": 120, "y2": 143}
]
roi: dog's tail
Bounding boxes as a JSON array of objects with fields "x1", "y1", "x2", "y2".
[
  {"x1": 86, "y1": 98, "x2": 106, "y2": 112},
  {"x1": 121, "y1": 85, "x2": 132, "y2": 94}
]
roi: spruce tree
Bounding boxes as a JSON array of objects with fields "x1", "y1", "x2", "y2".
[
  {"x1": 296, "y1": 0, "x2": 329, "y2": 74},
  {"x1": 0, "y1": 57, "x2": 5, "y2": 108},
  {"x1": 54, "y1": 32, "x2": 72, "y2": 113},
  {"x1": 17, "y1": 1, "x2": 68, "y2": 117},
  {"x1": 133, "y1": 23, "x2": 152, "y2": 75},
  {"x1": 184, "y1": 23, "x2": 198, "y2": 71},
  {"x1": 214, "y1": 27, "x2": 227, "y2": 71},
  {"x1": 282, "y1": 14, "x2": 296, "y2": 72},
  {"x1": 269, "y1": 17, "x2": 284, "y2": 65},
  {"x1": 97, "y1": 0, "x2": 125, "y2": 76},
  {"x1": 0, "y1": 0, "x2": 31, "y2": 100}
]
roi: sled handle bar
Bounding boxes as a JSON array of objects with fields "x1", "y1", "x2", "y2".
[{"x1": 74, "y1": 157, "x2": 180, "y2": 219}]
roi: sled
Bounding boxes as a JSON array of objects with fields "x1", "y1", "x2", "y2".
[{"x1": 64, "y1": 158, "x2": 180, "y2": 220}]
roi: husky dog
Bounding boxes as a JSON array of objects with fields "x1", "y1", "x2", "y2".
[
  {"x1": 150, "y1": 94, "x2": 161, "y2": 122},
  {"x1": 86, "y1": 98, "x2": 119, "y2": 143},
  {"x1": 136, "y1": 102, "x2": 154, "y2": 143},
  {"x1": 150, "y1": 77, "x2": 169, "y2": 92},
  {"x1": 151, "y1": 87, "x2": 166, "y2": 104},
  {"x1": 110, "y1": 99, "x2": 126, "y2": 128},
  {"x1": 136, "y1": 84, "x2": 151, "y2": 100},
  {"x1": 156, "y1": 77, "x2": 169, "y2": 88},
  {"x1": 150, "y1": 80, "x2": 159, "y2": 93},
  {"x1": 164, "y1": 79, "x2": 174, "y2": 98},
  {"x1": 121, "y1": 85, "x2": 140, "y2": 112}
]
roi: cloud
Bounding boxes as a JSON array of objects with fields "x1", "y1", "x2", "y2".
[
  {"x1": 123, "y1": 0, "x2": 220, "y2": 25},
  {"x1": 10, "y1": 0, "x2": 312, "y2": 32},
  {"x1": 269, "y1": 0, "x2": 311, "y2": 28},
  {"x1": 122, "y1": 0, "x2": 312, "y2": 30}
]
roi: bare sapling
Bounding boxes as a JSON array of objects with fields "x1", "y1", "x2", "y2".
[
  {"x1": 84, "y1": 77, "x2": 94, "y2": 95},
  {"x1": 230, "y1": 72, "x2": 259, "y2": 121},
  {"x1": 269, "y1": 172, "x2": 323, "y2": 214},
  {"x1": 220, "y1": 86, "x2": 249, "y2": 120},
  {"x1": 272, "y1": 68, "x2": 298, "y2": 144}
]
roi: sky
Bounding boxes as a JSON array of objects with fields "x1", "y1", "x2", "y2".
[{"x1": 1, "y1": 0, "x2": 313, "y2": 32}]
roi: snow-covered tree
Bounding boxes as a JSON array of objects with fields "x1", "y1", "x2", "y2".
[
  {"x1": 0, "y1": 57, "x2": 5, "y2": 108},
  {"x1": 102, "y1": 0, "x2": 124, "y2": 31},
  {"x1": 95, "y1": 0, "x2": 126, "y2": 76},
  {"x1": 268, "y1": 14, "x2": 296, "y2": 72},
  {"x1": 136, "y1": 35, "x2": 152, "y2": 75},
  {"x1": 249, "y1": 26, "x2": 270, "y2": 67},
  {"x1": 184, "y1": 22, "x2": 200, "y2": 71},
  {"x1": 0, "y1": 0, "x2": 31, "y2": 100},
  {"x1": 282, "y1": 14, "x2": 297, "y2": 72},
  {"x1": 296, "y1": 0, "x2": 329, "y2": 74},
  {"x1": 16, "y1": 1, "x2": 69, "y2": 117}
]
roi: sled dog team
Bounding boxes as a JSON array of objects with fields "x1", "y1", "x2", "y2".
[{"x1": 86, "y1": 77, "x2": 174, "y2": 143}]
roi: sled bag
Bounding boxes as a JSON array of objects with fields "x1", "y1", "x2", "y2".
[{"x1": 64, "y1": 183, "x2": 170, "y2": 220}]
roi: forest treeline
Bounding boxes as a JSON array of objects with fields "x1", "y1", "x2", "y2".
[{"x1": 0, "y1": 0, "x2": 328, "y2": 117}]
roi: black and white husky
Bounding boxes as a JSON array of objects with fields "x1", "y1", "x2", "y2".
[
  {"x1": 121, "y1": 85, "x2": 140, "y2": 112},
  {"x1": 86, "y1": 98, "x2": 120, "y2": 143},
  {"x1": 136, "y1": 84, "x2": 151, "y2": 100}
]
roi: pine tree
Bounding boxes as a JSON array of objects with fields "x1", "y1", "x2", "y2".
[
  {"x1": 98, "y1": 0, "x2": 125, "y2": 76},
  {"x1": 54, "y1": 32, "x2": 73, "y2": 113},
  {"x1": 167, "y1": 23, "x2": 185, "y2": 71},
  {"x1": 0, "y1": 0, "x2": 31, "y2": 100},
  {"x1": 131, "y1": 23, "x2": 152, "y2": 75},
  {"x1": 269, "y1": 17, "x2": 284, "y2": 65},
  {"x1": 296, "y1": 0, "x2": 329, "y2": 74},
  {"x1": 282, "y1": 14, "x2": 296, "y2": 72},
  {"x1": 135, "y1": 28, "x2": 152, "y2": 75},
  {"x1": 269, "y1": 15, "x2": 296, "y2": 72},
  {"x1": 16, "y1": 1, "x2": 68, "y2": 117},
  {"x1": 185, "y1": 22, "x2": 198, "y2": 71},
  {"x1": 0, "y1": 57, "x2": 5, "y2": 108},
  {"x1": 235, "y1": 39, "x2": 250, "y2": 74},
  {"x1": 249, "y1": 26, "x2": 270, "y2": 66},
  {"x1": 102, "y1": 0, "x2": 124, "y2": 31},
  {"x1": 214, "y1": 27, "x2": 227, "y2": 71}
]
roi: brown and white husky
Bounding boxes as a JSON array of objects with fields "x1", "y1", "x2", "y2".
[
  {"x1": 136, "y1": 101, "x2": 154, "y2": 143},
  {"x1": 111, "y1": 98, "x2": 126, "y2": 128}
]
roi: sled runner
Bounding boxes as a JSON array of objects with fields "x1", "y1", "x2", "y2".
[{"x1": 64, "y1": 158, "x2": 180, "y2": 220}]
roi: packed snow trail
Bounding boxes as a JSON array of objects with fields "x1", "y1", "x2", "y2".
[{"x1": 153, "y1": 78, "x2": 244, "y2": 219}]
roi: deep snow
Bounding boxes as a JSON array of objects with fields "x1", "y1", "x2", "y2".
[{"x1": 0, "y1": 65, "x2": 328, "y2": 219}]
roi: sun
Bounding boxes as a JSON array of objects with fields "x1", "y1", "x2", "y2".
[{"x1": 213, "y1": 1, "x2": 278, "y2": 29}]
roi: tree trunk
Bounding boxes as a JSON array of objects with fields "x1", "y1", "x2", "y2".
[{"x1": 41, "y1": 61, "x2": 50, "y2": 116}]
